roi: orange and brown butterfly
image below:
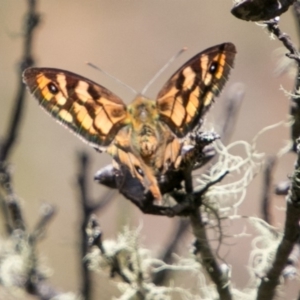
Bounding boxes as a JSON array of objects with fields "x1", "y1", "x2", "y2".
[{"x1": 23, "y1": 43, "x2": 236, "y2": 204}]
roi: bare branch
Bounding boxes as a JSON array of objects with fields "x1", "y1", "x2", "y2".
[
  {"x1": 0, "y1": 163, "x2": 25, "y2": 232},
  {"x1": 152, "y1": 219, "x2": 190, "y2": 285},
  {"x1": 261, "y1": 156, "x2": 277, "y2": 224},
  {"x1": 0, "y1": 0, "x2": 40, "y2": 162},
  {"x1": 256, "y1": 140, "x2": 300, "y2": 299},
  {"x1": 30, "y1": 203, "x2": 56, "y2": 243},
  {"x1": 77, "y1": 151, "x2": 114, "y2": 300},
  {"x1": 86, "y1": 215, "x2": 132, "y2": 284},
  {"x1": 190, "y1": 209, "x2": 232, "y2": 300},
  {"x1": 219, "y1": 82, "x2": 245, "y2": 144}
]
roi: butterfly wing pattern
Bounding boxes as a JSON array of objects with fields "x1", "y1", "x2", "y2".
[
  {"x1": 23, "y1": 68, "x2": 129, "y2": 150},
  {"x1": 23, "y1": 43, "x2": 236, "y2": 204},
  {"x1": 157, "y1": 43, "x2": 236, "y2": 137}
]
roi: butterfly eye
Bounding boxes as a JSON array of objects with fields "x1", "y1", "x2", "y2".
[
  {"x1": 209, "y1": 61, "x2": 218, "y2": 74},
  {"x1": 135, "y1": 165, "x2": 144, "y2": 177},
  {"x1": 47, "y1": 82, "x2": 59, "y2": 95}
]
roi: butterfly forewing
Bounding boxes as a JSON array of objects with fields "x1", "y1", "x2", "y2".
[
  {"x1": 156, "y1": 43, "x2": 236, "y2": 137},
  {"x1": 23, "y1": 68, "x2": 128, "y2": 149}
]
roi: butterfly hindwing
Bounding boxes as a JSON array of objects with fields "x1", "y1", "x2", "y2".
[
  {"x1": 156, "y1": 43, "x2": 236, "y2": 137},
  {"x1": 23, "y1": 68, "x2": 128, "y2": 149}
]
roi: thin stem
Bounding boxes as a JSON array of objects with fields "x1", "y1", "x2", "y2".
[
  {"x1": 190, "y1": 209, "x2": 232, "y2": 300},
  {"x1": 0, "y1": 0, "x2": 39, "y2": 162}
]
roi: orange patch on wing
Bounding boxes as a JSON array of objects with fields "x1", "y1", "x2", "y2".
[
  {"x1": 37, "y1": 75, "x2": 53, "y2": 101},
  {"x1": 171, "y1": 98, "x2": 186, "y2": 127},
  {"x1": 215, "y1": 53, "x2": 226, "y2": 79},
  {"x1": 186, "y1": 89, "x2": 200, "y2": 118},
  {"x1": 94, "y1": 109, "x2": 113, "y2": 135}
]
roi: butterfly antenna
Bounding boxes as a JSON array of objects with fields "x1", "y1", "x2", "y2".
[
  {"x1": 86, "y1": 62, "x2": 138, "y2": 95},
  {"x1": 141, "y1": 47, "x2": 188, "y2": 96}
]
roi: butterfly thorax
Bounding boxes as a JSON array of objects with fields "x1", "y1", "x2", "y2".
[{"x1": 128, "y1": 96, "x2": 162, "y2": 159}]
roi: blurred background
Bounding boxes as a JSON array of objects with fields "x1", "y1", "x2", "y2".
[{"x1": 0, "y1": 0, "x2": 298, "y2": 299}]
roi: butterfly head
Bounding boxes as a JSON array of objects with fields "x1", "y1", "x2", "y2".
[{"x1": 128, "y1": 96, "x2": 158, "y2": 124}]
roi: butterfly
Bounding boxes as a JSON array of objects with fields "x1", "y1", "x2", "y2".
[{"x1": 23, "y1": 43, "x2": 236, "y2": 204}]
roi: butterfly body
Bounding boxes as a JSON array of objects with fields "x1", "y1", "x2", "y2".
[
  {"x1": 127, "y1": 96, "x2": 161, "y2": 158},
  {"x1": 108, "y1": 96, "x2": 182, "y2": 201},
  {"x1": 23, "y1": 43, "x2": 236, "y2": 203}
]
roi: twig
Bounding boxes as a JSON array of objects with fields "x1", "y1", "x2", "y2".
[
  {"x1": 77, "y1": 152, "x2": 94, "y2": 300},
  {"x1": 0, "y1": 0, "x2": 39, "y2": 162},
  {"x1": 265, "y1": 18, "x2": 300, "y2": 63},
  {"x1": 152, "y1": 219, "x2": 189, "y2": 285},
  {"x1": 26, "y1": 206, "x2": 60, "y2": 300},
  {"x1": 0, "y1": 192, "x2": 11, "y2": 233},
  {"x1": 86, "y1": 215, "x2": 131, "y2": 284},
  {"x1": 0, "y1": 165, "x2": 62, "y2": 299},
  {"x1": 256, "y1": 140, "x2": 300, "y2": 300},
  {"x1": 77, "y1": 151, "x2": 114, "y2": 300},
  {"x1": 0, "y1": 163, "x2": 25, "y2": 232},
  {"x1": 127, "y1": 171, "x2": 229, "y2": 217},
  {"x1": 219, "y1": 82, "x2": 245, "y2": 144},
  {"x1": 30, "y1": 203, "x2": 56, "y2": 242},
  {"x1": 265, "y1": 17, "x2": 300, "y2": 150},
  {"x1": 261, "y1": 156, "x2": 276, "y2": 224},
  {"x1": 292, "y1": 1, "x2": 300, "y2": 38},
  {"x1": 190, "y1": 209, "x2": 232, "y2": 300},
  {"x1": 87, "y1": 214, "x2": 105, "y2": 254}
]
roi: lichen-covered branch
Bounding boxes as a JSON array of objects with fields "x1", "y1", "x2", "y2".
[
  {"x1": 256, "y1": 141, "x2": 300, "y2": 299},
  {"x1": 77, "y1": 151, "x2": 114, "y2": 300},
  {"x1": 190, "y1": 209, "x2": 232, "y2": 300},
  {"x1": 264, "y1": 18, "x2": 300, "y2": 151}
]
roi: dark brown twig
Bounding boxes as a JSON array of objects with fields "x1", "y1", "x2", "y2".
[
  {"x1": 256, "y1": 140, "x2": 300, "y2": 300},
  {"x1": 219, "y1": 82, "x2": 245, "y2": 144},
  {"x1": 126, "y1": 171, "x2": 229, "y2": 217},
  {"x1": 30, "y1": 203, "x2": 56, "y2": 242},
  {"x1": 86, "y1": 215, "x2": 131, "y2": 284},
  {"x1": 0, "y1": 165, "x2": 61, "y2": 299},
  {"x1": 25, "y1": 206, "x2": 60, "y2": 300},
  {"x1": 77, "y1": 151, "x2": 114, "y2": 300},
  {"x1": 0, "y1": 163, "x2": 25, "y2": 232},
  {"x1": 0, "y1": 0, "x2": 39, "y2": 162},
  {"x1": 265, "y1": 18, "x2": 300, "y2": 150},
  {"x1": 261, "y1": 156, "x2": 277, "y2": 224},
  {"x1": 0, "y1": 0, "x2": 40, "y2": 236},
  {"x1": 152, "y1": 219, "x2": 189, "y2": 285},
  {"x1": 292, "y1": 1, "x2": 300, "y2": 38},
  {"x1": 265, "y1": 18, "x2": 300, "y2": 63},
  {"x1": 190, "y1": 209, "x2": 232, "y2": 300}
]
